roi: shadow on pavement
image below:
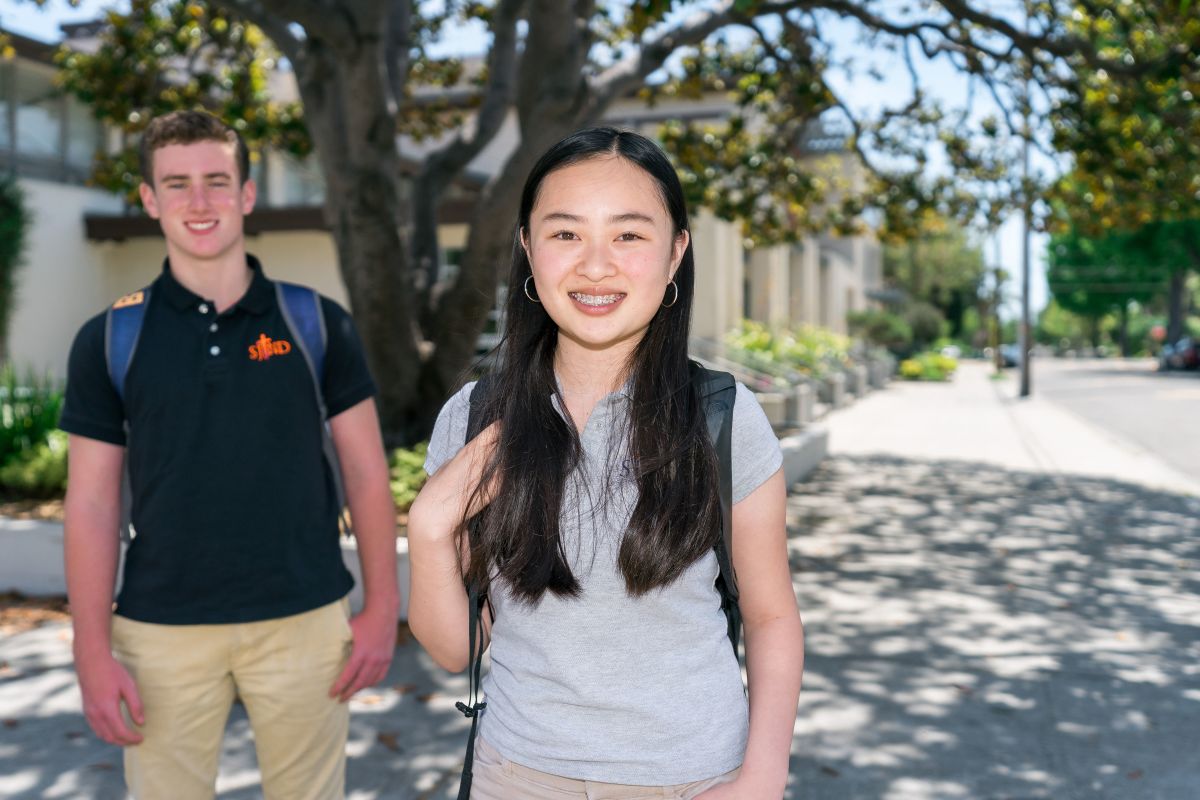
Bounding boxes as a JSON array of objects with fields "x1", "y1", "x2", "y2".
[
  {"x1": 0, "y1": 626, "x2": 473, "y2": 800},
  {"x1": 786, "y1": 455, "x2": 1200, "y2": 800},
  {"x1": 5, "y1": 455, "x2": 1198, "y2": 799}
]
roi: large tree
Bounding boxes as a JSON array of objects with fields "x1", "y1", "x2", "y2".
[
  {"x1": 1048, "y1": 0, "x2": 1200, "y2": 341},
  {"x1": 1047, "y1": 224, "x2": 1169, "y2": 353},
  {"x1": 38, "y1": 0, "x2": 1188, "y2": 443}
]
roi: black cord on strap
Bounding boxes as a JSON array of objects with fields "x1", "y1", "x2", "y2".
[{"x1": 456, "y1": 584, "x2": 487, "y2": 800}]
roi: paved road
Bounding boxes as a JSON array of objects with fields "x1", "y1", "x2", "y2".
[{"x1": 1029, "y1": 357, "x2": 1200, "y2": 482}]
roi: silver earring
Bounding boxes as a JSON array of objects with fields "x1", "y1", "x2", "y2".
[
  {"x1": 524, "y1": 275, "x2": 541, "y2": 303},
  {"x1": 662, "y1": 280, "x2": 679, "y2": 308}
]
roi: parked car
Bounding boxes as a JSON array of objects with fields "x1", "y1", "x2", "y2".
[
  {"x1": 1158, "y1": 342, "x2": 1176, "y2": 371},
  {"x1": 999, "y1": 343, "x2": 1023, "y2": 368},
  {"x1": 1169, "y1": 337, "x2": 1200, "y2": 370}
]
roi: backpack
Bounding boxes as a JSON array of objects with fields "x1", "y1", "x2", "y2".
[
  {"x1": 454, "y1": 363, "x2": 738, "y2": 799},
  {"x1": 104, "y1": 282, "x2": 348, "y2": 541}
]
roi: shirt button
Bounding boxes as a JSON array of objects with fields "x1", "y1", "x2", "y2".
[
  {"x1": 198, "y1": 303, "x2": 209, "y2": 314},
  {"x1": 209, "y1": 323, "x2": 218, "y2": 333},
  {"x1": 209, "y1": 345, "x2": 221, "y2": 356}
]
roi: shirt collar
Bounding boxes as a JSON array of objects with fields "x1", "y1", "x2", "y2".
[{"x1": 157, "y1": 254, "x2": 273, "y2": 315}]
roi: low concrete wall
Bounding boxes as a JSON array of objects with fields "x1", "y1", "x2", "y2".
[
  {"x1": 0, "y1": 517, "x2": 411, "y2": 620},
  {"x1": 779, "y1": 425, "x2": 829, "y2": 486}
]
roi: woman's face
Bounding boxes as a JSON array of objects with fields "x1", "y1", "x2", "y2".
[{"x1": 523, "y1": 155, "x2": 688, "y2": 357}]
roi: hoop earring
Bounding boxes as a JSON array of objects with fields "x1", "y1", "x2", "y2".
[
  {"x1": 662, "y1": 280, "x2": 679, "y2": 308},
  {"x1": 524, "y1": 275, "x2": 541, "y2": 304}
]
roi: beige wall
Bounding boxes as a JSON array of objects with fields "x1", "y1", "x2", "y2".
[{"x1": 8, "y1": 179, "x2": 123, "y2": 375}]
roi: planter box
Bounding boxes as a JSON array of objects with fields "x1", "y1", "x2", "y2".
[
  {"x1": 755, "y1": 391, "x2": 787, "y2": 427},
  {"x1": 817, "y1": 372, "x2": 847, "y2": 408},
  {"x1": 779, "y1": 425, "x2": 829, "y2": 485},
  {"x1": 785, "y1": 382, "x2": 815, "y2": 427},
  {"x1": 0, "y1": 516, "x2": 412, "y2": 621}
]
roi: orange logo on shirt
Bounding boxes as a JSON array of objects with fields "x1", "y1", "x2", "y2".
[{"x1": 248, "y1": 333, "x2": 293, "y2": 361}]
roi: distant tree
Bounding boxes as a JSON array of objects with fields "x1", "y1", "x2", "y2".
[
  {"x1": 882, "y1": 217, "x2": 986, "y2": 341},
  {"x1": 0, "y1": 176, "x2": 31, "y2": 360},
  {"x1": 1047, "y1": 225, "x2": 1166, "y2": 353}
]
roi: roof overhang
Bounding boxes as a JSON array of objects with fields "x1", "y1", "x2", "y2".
[{"x1": 85, "y1": 200, "x2": 475, "y2": 242}]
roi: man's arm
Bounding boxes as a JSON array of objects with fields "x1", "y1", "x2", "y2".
[
  {"x1": 327, "y1": 398, "x2": 399, "y2": 702},
  {"x1": 64, "y1": 434, "x2": 144, "y2": 745}
]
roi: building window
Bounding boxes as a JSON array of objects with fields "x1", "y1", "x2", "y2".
[
  {"x1": 0, "y1": 62, "x2": 11, "y2": 152},
  {"x1": 279, "y1": 153, "x2": 324, "y2": 205},
  {"x1": 14, "y1": 62, "x2": 61, "y2": 162},
  {"x1": 65, "y1": 95, "x2": 100, "y2": 174}
]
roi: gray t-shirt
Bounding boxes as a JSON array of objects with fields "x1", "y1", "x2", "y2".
[{"x1": 424, "y1": 380, "x2": 783, "y2": 784}]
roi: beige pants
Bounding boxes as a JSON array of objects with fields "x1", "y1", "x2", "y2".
[
  {"x1": 469, "y1": 736, "x2": 741, "y2": 799},
  {"x1": 110, "y1": 599, "x2": 352, "y2": 800}
]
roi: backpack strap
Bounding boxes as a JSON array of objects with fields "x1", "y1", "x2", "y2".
[
  {"x1": 456, "y1": 375, "x2": 494, "y2": 800},
  {"x1": 104, "y1": 287, "x2": 151, "y2": 546},
  {"x1": 275, "y1": 282, "x2": 349, "y2": 531},
  {"x1": 105, "y1": 288, "x2": 151, "y2": 403},
  {"x1": 690, "y1": 363, "x2": 740, "y2": 656}
]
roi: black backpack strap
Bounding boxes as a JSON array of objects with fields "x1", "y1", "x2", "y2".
[
  {"x1": 690, "y1": 362, "x2": 739, "y2": 656},
  {"x1": 456, "y1": 375, "x2": 493, "y2": 800}
]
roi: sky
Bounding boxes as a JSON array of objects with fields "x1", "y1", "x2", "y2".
[{"x1": 3, "y1": 0, "x2": 1050, "y2": 319}]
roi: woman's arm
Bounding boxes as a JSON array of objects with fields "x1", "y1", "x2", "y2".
[
  {"x1": 407, "y1": 423, "x2": 499, "y2": 672},
  {"x1": 702, "y1": 468, "x2": 804, "y2": 798}
]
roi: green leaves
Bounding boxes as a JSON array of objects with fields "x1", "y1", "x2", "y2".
[{"x1": 53, "y1": 0, "x2": 309, "y2": 203}]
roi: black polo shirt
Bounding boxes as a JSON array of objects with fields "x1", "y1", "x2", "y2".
[{"x1": 61, "y1": 256, "x2": 375, "y2": 625}]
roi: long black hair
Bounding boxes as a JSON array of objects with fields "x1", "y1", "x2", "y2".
[{"x1": 461, "y1": 127, "x2": 721, "y2": 602}]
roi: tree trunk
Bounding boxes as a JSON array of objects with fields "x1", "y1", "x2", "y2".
[
  {"x1": 1118, "y1": 302, "x2": 1129, "y2": 357},
  {"x1": 1166, "y1": 269, "x2": 1186, "y2": 344},
  {"x1": 292, "y1": 32, "x2": 424, "y2": 446}
]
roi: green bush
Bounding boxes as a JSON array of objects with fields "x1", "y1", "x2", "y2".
[
  {"x1": 390, "y1": 442, "x2": 429, "y2": 513},
  {"x1": 725, "y1": 321, "x2": 852, "y2": 380},
  {"x1": 0, "y1": 365, "x2": 64, "y2": 469},
  {"x1": 848, "y1": 309, "x2": 913, "y2": 351},
  {"x1": 0, "y1": 429, "x2": 68, "y2": 497},
  {"x1": 898, "y1": 351, "x2": 958, "y2": 382}
]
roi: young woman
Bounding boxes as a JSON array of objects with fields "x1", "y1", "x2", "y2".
[{"x1": 408, "y1": 128, "x2": 804, "y2": 799}]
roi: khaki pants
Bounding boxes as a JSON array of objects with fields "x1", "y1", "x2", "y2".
[
  {"x1": 111, "y1": 599, "x2": 352, "y2": 800},
  {"x1": 469, "y1": 736, "x2": 740, "y2": 800}
]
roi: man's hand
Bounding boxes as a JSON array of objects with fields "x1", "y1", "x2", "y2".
[
  {"x1": 77, "y1": 652, "x2": 144, "y2": 746},
  {"x1": 329, "y1": 605, "x2": 398, "y2": 702}
]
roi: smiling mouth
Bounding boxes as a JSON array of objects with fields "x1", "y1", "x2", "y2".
[
  {"x1": 569, "y1": 292, "x2": 625, "y2": 307},
  {"x1": 185, "y1": 221, "x2": 217, "y2": 232}
]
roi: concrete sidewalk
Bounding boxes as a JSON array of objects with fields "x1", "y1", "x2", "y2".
[{"x1": 2, "y1": 361, "x2": 1197, "y2": 798}]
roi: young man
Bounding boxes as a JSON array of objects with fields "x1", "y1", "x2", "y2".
[{"x1": 60, "y1": 110, "x2": 399, "y2": 800}]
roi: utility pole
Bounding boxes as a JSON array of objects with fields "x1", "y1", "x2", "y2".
[{"x1": 1019, "y1": 0, "x2": 1033, "y2": 398}]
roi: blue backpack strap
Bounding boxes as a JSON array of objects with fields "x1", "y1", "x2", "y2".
[
  {"x1": 105, "y1": 287, "x2": 152, "y2": 403},
  {"x1": 275, "y1": 281, "x2": 327, "y2": 381},
  {"x1": 104, "y1": 287, "x2": 151, "y2": 546},
  {"x1": 274, "y1": 282, "x2": 348, "y2": 528},
  {"x1": 690, "y1": 362, "x2": 739, "y2": 654}
]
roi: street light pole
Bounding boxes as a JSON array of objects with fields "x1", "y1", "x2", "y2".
[{"x1": 1019, "y1": 0, "x2": 1033, "y2": 399}]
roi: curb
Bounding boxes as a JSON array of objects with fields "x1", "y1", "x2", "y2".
[
  {"x1": 780, "y1": 425, "x2": 829, "y2": 486},
  {"x1": 0, "y1": 517, "x2": 412, "y2": 620}
]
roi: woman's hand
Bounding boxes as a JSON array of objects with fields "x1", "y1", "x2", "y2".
[{"x1": 408, "y1": 422, "x2": 500, "y2": 544}]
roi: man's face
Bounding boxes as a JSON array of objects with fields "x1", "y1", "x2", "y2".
[{"x1": 139, "y1": 140, "x2": 256, "y2": 264}]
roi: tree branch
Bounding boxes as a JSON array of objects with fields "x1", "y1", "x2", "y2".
[
  {"x1": 224, "y1": 0, "x2": 358, "y2": 54},
  {"x1": 209, "y1": 0, "x2": 303, "y2": 62},
  {"x1": 385, "y1": 0, "x2": 413, "y2": 116},
  {"x1": 411, "y1": 0, "x2": 526, "y2": 322}
]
